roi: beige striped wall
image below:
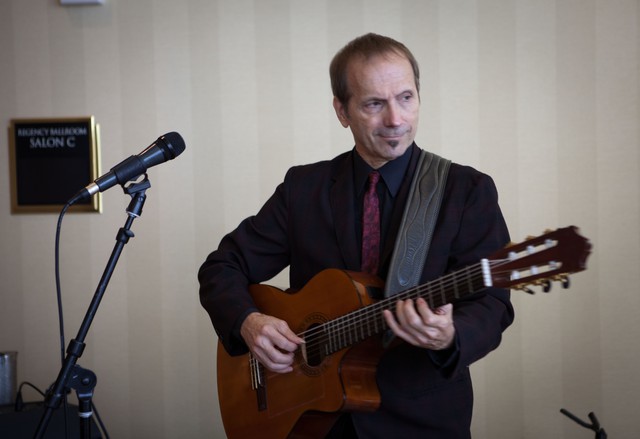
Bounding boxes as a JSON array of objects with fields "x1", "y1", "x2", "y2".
[{"x1": 0, "y1": 0, "x2": 638, "y2": 437}]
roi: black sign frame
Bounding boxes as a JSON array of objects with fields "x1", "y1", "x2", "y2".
[{"x1": 8, "y1": 117, "x2": 102, "y2": 213}]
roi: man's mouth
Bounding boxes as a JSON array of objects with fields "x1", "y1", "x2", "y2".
[{"x1": 377, "y1": 127, "x2": 409, "y2": 140}]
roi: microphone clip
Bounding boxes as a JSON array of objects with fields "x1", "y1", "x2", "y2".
[{"x1": 124, "y1": 174, "x2": 151, "y2": 218}]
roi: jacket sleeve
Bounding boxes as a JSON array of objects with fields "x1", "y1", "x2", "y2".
[
  {"x1": 197, "y1": 171, "x2": 293, "y2": 356},
  {"x1": 424, "y1": 164, "x2": 514, "y2": 377}
]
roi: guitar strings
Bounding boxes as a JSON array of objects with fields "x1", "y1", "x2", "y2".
[{"x1": 258, "y1": 236, "x2": 571, "y2": 379}]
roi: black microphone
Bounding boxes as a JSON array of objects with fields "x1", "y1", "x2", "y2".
[{"x1": 70, "y1": 132, "x2": 185, "y2": 204}]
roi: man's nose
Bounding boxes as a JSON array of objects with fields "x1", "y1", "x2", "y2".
[{"x1": 383, "y1": 101, "x2": 402, "y2": 126}]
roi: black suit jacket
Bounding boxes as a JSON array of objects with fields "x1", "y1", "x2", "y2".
[{"x1": 199, "y1": 144, "x2": 514, "y2": 438}]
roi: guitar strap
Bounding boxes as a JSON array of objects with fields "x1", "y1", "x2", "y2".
[
  {"x1": 384, "y1": 149, "x2": 451, "y2": 301},
  {"x1": 382, "y1": 150, "x2": 450, "y2": 347}
]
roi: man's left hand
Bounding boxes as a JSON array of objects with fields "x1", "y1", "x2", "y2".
[{"x1": 383, "y1": 298, "x2": 455, "y2": 350}]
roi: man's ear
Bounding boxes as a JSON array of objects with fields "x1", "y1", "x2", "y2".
[{"x1": 333, "y1": 96, "x2": 349, "y2": 128}]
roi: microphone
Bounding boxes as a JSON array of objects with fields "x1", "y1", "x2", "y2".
[{"x1": 70, "y1": 132, "x2": 185, "y2": 204}]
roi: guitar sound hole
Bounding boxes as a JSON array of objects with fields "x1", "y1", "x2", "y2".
[{"x1": 302, "y1": 323, "x2": 325, "y2": 367}]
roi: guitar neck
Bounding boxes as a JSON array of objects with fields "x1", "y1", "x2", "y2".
[{"x1": 314, "y1": 261, "x2": 488, "y2": 356}]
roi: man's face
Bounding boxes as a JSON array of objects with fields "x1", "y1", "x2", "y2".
[{"x1": 333, "y1": 52, "x2": 420, "y2": 169}]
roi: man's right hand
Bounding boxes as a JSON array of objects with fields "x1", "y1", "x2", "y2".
[{"x1": 240, "y1": 312, "x2": 304, "y2": 373}]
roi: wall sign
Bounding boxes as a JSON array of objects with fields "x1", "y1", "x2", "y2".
[{"x1": 8, "y1": 117, "x2": 101, "y2": 213}]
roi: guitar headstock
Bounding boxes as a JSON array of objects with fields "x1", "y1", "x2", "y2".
[{"x1": 488, "y1": 226, "x2": 592, "y2": 294}]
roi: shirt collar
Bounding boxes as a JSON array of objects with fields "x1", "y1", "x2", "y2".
[{"x1": 353, "y1": 144, "x2": 414, "y2": 197}]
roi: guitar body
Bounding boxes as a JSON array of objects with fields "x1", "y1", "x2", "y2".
[{"x1": 217, "y1": 269, "x2": 385, "y2": 439}]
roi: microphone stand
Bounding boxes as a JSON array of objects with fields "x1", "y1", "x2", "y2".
[{"x1": 35, "y1": 176, "x2": 151, "y2": 439}]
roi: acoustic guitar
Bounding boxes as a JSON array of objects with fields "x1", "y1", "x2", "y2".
[{"x1": 216, "y1": 226, "x2": 592, "y2": 439}]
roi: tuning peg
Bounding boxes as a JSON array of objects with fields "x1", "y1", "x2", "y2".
[
  {"x1": 561, "y1": 276, "x2": 570, "y2": 289},
  {"x1": 542, "y1": 280, "x2": 552, "y2": 293},
  {"x1": 516, "y1": 285, "x2": 536, "y2": 294}
]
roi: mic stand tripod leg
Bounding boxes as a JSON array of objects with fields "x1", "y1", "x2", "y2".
[{"x1": 34, "y1": 178, "x2": 151, "y2": 439}]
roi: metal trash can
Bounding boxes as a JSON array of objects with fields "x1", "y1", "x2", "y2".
[{"x1": 0, "y1": 351, "x2": 17, "y2": 406}]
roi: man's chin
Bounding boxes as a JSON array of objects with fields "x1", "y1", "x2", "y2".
[
  {"x1": 383, "y1": 139, "x2": 412, "y2": 153},
  {"x1": 387, "y1": 140, "x2": 400, "y2": 148}
]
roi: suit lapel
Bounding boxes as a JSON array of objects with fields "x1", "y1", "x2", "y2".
[{"x1": 330, "y1": 152, "x2": 360, "y2": 271}]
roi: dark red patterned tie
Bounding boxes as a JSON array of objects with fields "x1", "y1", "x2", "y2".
[{"x1": 361, "y1": 171, "x2": 381, "y2": 274}]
